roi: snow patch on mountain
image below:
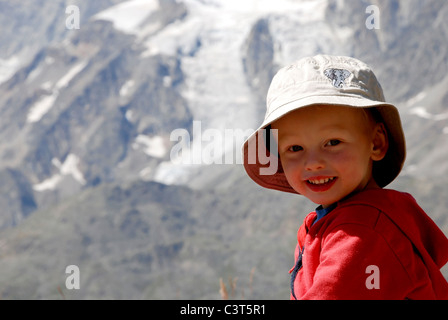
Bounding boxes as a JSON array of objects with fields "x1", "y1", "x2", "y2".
[
  {"x1": 27, "y1": 60, "x2": 88, "y2": 123},
  {"x1": 33, "y1": 154, "x2": 86, "y2": 191},
  {"x1": 27, "y1": 91, "x2": 59, "y2": 123},
  {"x1": 0, "y1": 55, "x2": 21, "y2": 85},
  {"x1": 93, "y1": 0, "x2": 160, "y2": 35},
  {"x1": 133, "y1": 134, "x2": 167, "y2": 158},
  {"x1": 120, "y1": 79, "x2": 136, "y2": 97},
  {"x1": 56, "y1": 60, "x2": 88, "y2": 89},
  {"x1": 406, "y1": 91, "x2": 427, "y2": 107},
  {"x1": 410, "y1": 107, "x2": 448, "y2": 121}
]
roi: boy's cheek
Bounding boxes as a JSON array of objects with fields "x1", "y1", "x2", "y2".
[
  {"x1": 283, "y1": 165, "x2": 307, "y2": 193},
  {"x1": 281, "y1": 159, "x2": 301, "y2": 180}
]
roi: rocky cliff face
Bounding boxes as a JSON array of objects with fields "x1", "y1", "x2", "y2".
[{"x1": 0, "y1": 0, "x2": 447, "y2": 299}]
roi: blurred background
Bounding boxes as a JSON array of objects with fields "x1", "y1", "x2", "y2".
[{"x1": 0, "y1": 0, "x2": 447, "y2": 299}]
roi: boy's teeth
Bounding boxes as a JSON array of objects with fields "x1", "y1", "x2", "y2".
[{"x1": 308, "y1": 177, "x2": 335, "y2": 185}]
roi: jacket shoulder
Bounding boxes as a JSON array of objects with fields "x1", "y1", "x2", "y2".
[
  {"x1": 324, "y1": 202, "x2": 382, "y2": 231},
  {"x1": 324, "y1": 194, "x2": 413, "y2": 250},
  {"x1": 320, "y1": 195, "x2": 426, "y2": 288},
  {"x1": 325, "y1": 189, "x2": 418, "y2": 231}
]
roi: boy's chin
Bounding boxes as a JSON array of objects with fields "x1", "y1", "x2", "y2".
[
  {"x1": 304, "y1": 194, "x2": 340, "y2": 207},
  {"x1": 302, "y1": 191, "x2": 346, "y2": 208}
]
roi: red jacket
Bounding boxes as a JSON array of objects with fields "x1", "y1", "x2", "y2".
[{"x1": 290, "y1": 189, "x2": 448, "y2": 300}]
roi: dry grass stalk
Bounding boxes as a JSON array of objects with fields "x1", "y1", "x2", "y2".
[
  {"x1": 219, "y1": 278, "x2": 228, "y2": 300},
  {"x1": 229, "y1": 276, "x2": 238, "y2": 298},
  {"x1": 249, "y1": 267, "x2": 255, "y2": 296},
  {"x1": 219, "y1": 267, "x2": 256, "y2": 300},
  {"x1": 57, "y1": 286, "x2": 66, "y2": 300}
]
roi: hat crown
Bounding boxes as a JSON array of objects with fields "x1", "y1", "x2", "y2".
[{"x1": 266, "y1": 55, "x2": 385, "y2": 118}]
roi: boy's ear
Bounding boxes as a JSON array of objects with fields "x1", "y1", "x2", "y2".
[{"x1": 371, "y1": 123, "x2": 389, "y2": 161}]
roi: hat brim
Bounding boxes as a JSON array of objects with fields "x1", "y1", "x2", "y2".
[{"x1": 242, "y1": 96, "x2": 406, "y2": 194}]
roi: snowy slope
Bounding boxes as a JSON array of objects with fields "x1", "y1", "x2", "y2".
[{"x1": 92, "y1": 0, "x2": 334, "y2": 184}]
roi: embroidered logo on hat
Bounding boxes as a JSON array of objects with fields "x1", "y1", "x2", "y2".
[{"x1": 324, "y1": 68, "x2": 351, "y2": 88}]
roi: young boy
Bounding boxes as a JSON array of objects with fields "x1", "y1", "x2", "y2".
[{"x1": 242, "y1": 55, "x2": 448, "y2": 299}]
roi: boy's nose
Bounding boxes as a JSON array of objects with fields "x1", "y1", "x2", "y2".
[{"x1": 304, "y1": 151, "x2": 325, "y2": 171}]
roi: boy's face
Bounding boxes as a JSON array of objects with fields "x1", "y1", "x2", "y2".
[{"x1": 271, "y1": 105, "x2": 388, "y2": 207}]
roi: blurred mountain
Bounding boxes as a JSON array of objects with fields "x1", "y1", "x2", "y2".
[{"x1": 0, "y1": 0, "x2": 447, "y2": 299}]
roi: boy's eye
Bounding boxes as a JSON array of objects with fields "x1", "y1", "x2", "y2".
[
  {"x1": 326, "y1": 139, "x2": 341, "y2": 146},
  {"x1": 288, "y1": 145, "x2": 303, "y2": 152}
]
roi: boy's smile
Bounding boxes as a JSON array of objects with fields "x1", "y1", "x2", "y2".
[
  {"x1": 271, "y1": 105, "x2": 388, "y2": 207},
  {"x1": 305, "y1": 176, "x2": 338, "y2": 192}
]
